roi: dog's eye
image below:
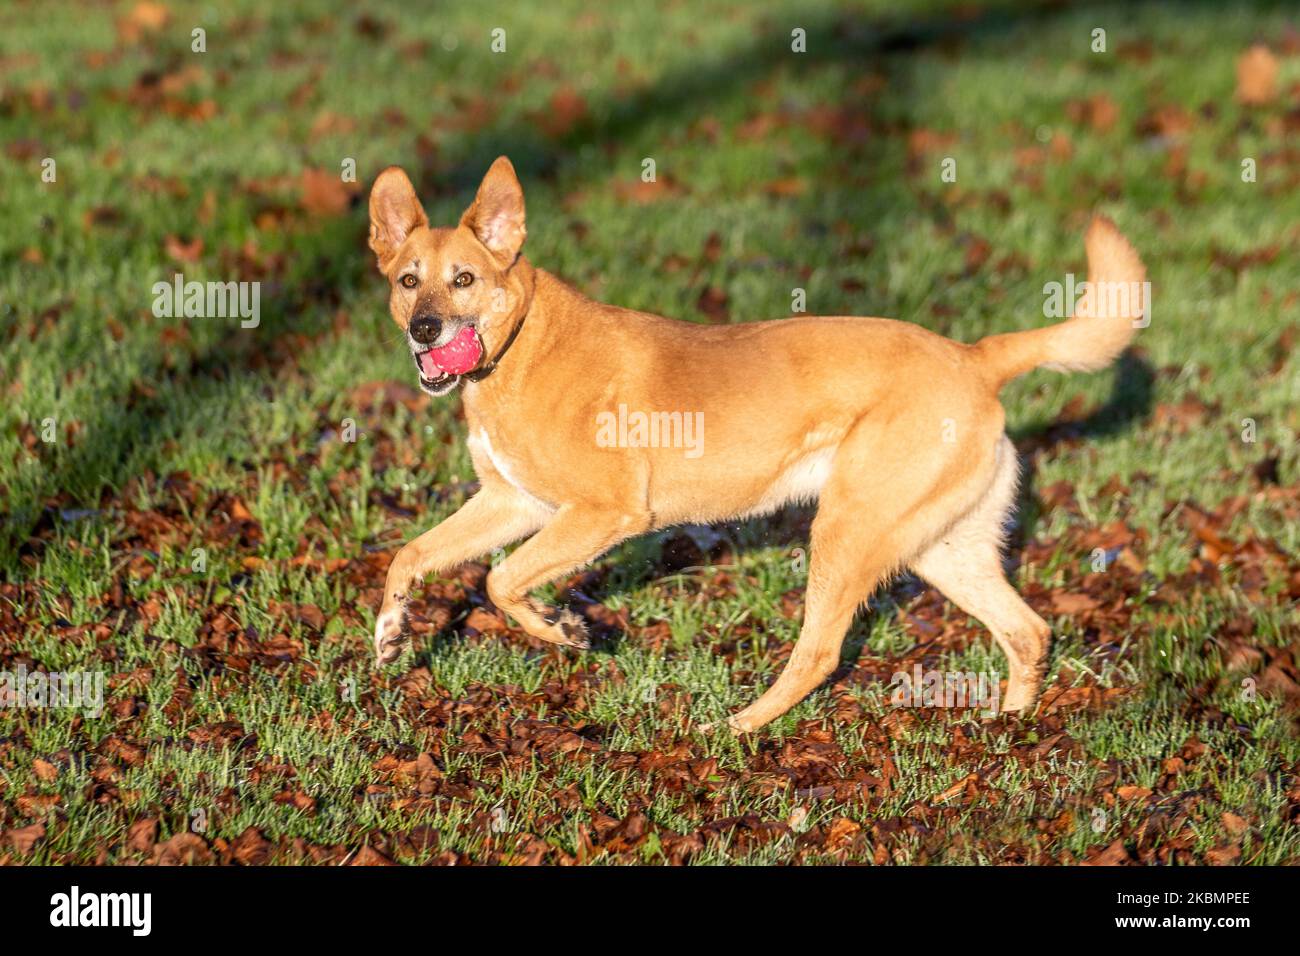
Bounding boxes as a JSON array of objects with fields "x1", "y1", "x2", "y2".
[
  {"x1": 400, "y1": 274, "x2": 418, "y2": 289},
  {"x1": 454, "y1": 271, "x2": 474, "y2": 288}
]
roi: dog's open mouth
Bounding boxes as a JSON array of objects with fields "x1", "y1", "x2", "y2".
[{"x1": 412, "y1": 326, "x2": 484, "y2": 394}]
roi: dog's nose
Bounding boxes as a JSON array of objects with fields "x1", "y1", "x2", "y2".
[{"x1": 409, "y1": 314, "x2": 442, "y2": 345}]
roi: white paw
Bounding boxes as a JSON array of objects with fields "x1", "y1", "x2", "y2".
[{"x1": 373, "y1": 606, "x2": 406, "y2": 665}]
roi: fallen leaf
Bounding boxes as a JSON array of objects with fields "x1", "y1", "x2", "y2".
[
  {"x1": 1067, "y1": 94, "x2": 1119, "y2": 132},
  {"x1": 128, "y1": 818, "x2": 158, "y2": 853},
  {"x1": 152, "y1": 831, "x2": 213, "y2": 866},
  {"x1": 1116, "y1": 785, "x2": 1153, "y2": 800},
  {"x1": 300, "y1": 168, "x2": 354, "y2": 217},
  {"x1": 1236, "y1": 45, "x2": 1278, "y2": 105},
  {"x1": 825, "y1": 816, "x2": 861, "y2": 849},
  {"x1": 1050, "y1": 592, "x2": 1101, "y2": 615},
  {"x1": 1085, "y1": 838, "x2": 1132, "y2": 865},
  {"x1": 350, "y1": 845, "x2": 395, "y2": 866},
  {"x1": 1206, "y1": 843, "x2": 1242, "y2": 865},
  {"x1": 6, "y1": 822, "x2": 45, "y2": 855},
  {"x1": 233, "y1": 826, "x2": 271, "y2": 865},
  {"x1": 1221, "y1": 812, "x2": 1249, "y2": 838},
  {"x1": 164, "y1": 234, "x2": 204, "y2": 263},
  {"x1": 697, "y1": 286, "x2": 729, "y2": 322},
  {"x1": 538, "y1": 86, "x2": 588, "y2": 138},
  {"x1": 117, "y1": 1, "x2": 170, "y2": 43}
]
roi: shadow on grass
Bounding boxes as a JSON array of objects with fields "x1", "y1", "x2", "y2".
[{"x1": 1008, "y1": 349, "x2": 1157, "y2": 552}]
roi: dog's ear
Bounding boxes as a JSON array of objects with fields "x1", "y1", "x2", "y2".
[
  {"x1": 369, "y1": 167, "x2": 428, "y2": 271},
  {"x1": 460, "y1": 156, "x2": 526, "y2": 264}
]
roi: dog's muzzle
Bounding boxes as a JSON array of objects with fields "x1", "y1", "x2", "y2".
[{"x1": 409, "y1": 318, "x2": 484, "y2": 396}]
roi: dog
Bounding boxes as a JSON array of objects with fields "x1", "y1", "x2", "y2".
[{"x1": 367, "y1": 156, "x2": 1146, "y2": 732}]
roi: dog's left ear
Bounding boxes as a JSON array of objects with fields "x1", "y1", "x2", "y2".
[{"x1": 461, "y1": 156, "x2": 526, "y2": 264}]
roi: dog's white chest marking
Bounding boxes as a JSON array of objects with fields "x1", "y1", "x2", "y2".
[{"x1": 470, "y1": 428, "x2": 556, "y2": 512}]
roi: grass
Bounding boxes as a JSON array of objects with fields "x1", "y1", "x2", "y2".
[{"x1": 0, "y1": 0, "x2": 1297, "y2": 864}]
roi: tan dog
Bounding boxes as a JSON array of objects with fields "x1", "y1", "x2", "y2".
[{"x1": 367, "y1": 157, "x2": 1145, "y2": 732}]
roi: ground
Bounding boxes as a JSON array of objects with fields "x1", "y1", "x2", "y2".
[{"x1": 0, "y1": 0, "x2": 1298, "y2": 865}]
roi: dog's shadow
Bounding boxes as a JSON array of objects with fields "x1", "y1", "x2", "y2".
[{"x1": 1006, "y1": 349, "x2": 1155, "y2": 553}]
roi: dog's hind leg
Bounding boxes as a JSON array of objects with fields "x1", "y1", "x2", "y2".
[
  {"x1": 909, "y1": 436, "x2": 1050, "y2": 712},
  {"x1": 725, "y1": 411, "x2": 1004, "y2": 733}
]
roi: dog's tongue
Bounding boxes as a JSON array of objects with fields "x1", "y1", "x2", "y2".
[{"x1": 419, "y1": 327, "x2": 482, "y2": 377}]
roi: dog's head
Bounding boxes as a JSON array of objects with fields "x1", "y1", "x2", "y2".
[{"x1": 368, "y1": 157, "x2": 531, "y2": 396}]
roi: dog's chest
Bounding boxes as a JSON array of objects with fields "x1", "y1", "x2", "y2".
[{"x1": 467, "y1": 427, "x2": 556, "y2": 512}]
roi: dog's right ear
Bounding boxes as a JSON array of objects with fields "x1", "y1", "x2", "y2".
[{"x1": 368, "y1": 167, "x2": 428, "y2": 271}]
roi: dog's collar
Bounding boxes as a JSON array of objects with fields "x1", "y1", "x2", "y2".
[{"x1": 463, "y1": 310, "x2": 526, "y2": 383}]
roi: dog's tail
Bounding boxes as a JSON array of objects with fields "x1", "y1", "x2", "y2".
[{"x1": 973, "y1": 216, "x2": 1146, "y2": 389}]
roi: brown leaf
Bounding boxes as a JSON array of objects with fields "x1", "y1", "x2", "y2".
[
  {"x1": 1258, "y1": 663, "x2": 1300, "y2": 701},
  {"x1": 6, "y1": 822, "x2": 45, "y2": 855},
  {"x1": 1221, "y1": 812, "x2": 1249, "y2": 838},
  {"x1": 1206, "y1": 843, "x2": 1242, "y2": 866},
  {"x1": 907, "y1": 128, "x2": 957, "y2": 159},
  {"x1": 128, "y1": 818, "x2": 158, "y2": 853},
  {"x1": 351, "y1": 845, "x2": 395, "y2": 866},
  {"x1": 824, "y1": 816, "x2": 861, "y2": 849},
  {"x1": 933, "y1": 773, "x2": 978, "y2": 804},
  {"x1": 963, "y1": 236, "x2": 992, "y2": 274},
  {"x1": 1085, "y1": 838, "x2": 1132, "y2": 865},
  {"x1": 152, "y1": 831, "x2": 213, "y2": 866},
  {"x1": 82, "y1": 205, "x2": 124, "y2": 230},
  {"x1": 232, "y1": 826, "x2": 271, "y2": 865},
  {"x1": 1050, "y1": 591, "x2": 1101, "y2": 615},
  {"x1": 1067, "y1": 94, "x2": 1119, "y2": 133},
  {"x1": 465, "y1": 606, "x2": 507, "y2": 634},
  {"x1": 510, "y1": 833, "x2": 551, "y2": 866},
  {"x1": 538, "y1": 86, "x2": 588, "y2": 138},
  {"x1": 697, "y1": 286, "x2": 729, "y2": 322},
  {"x1": 1136, "y1": 104, "x2": 1194, "y2": 139},
  {"x1": 274, "y1": 789, "x2": 318, "y2": 813},
  {"x1": 16, "y1": 793, "x2": 59, "y2": 815},
  {"x1": 1116, "y1": 785, "x2": 1153, "y2": 801},
  {"x1": 164, "y1": 234, "x2": 204, "y2": 263},
  {"x1": 1236, "y1": 45, "x2": 1278, "y2": 105},
  {"x1": 762, "y1": 177, "x2": 806, "y2": 197},
  {"x1": 613, "y1": 176, "x2": 683, "y2": 204},
  {"x1": 297, "y1": 603, "x2": 326, "y2": 631},
  {"x1": 300, "y1": 168, "x2": 355, "y2": 217},
  {"x1": 32, "y1": 759, "x2": 58, "y2": 782},
  {"x1": 117, "y1": 1, "x2": 170, "y2": 43}
]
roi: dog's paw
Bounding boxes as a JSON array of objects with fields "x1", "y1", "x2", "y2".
[
  {"x1": 698, "y1": 712, "x2": 757, "y2": 734},
  {"x1": 1001, "y1": 682, "x2": 1041, "y2": 714},
  {"x1": 539, "y1": 608, "x2": 591, "y2": 650},
  {"x1": 724, "y1": 712, "x2": 758, "y2": 734},
  {"x1": 1002, "y1": 656, "x2": 1047, "y2": 713},
  {"x1": 373, "y1": 604, "x2": 407, "y2": 666}
]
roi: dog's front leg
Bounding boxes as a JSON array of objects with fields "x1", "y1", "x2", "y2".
[
  {"x1": 484, "y1": 505, "x2": 649, "y2": 649},
  {"x1": 374, "y1": 485, "x2": 548, "y2": 664}
]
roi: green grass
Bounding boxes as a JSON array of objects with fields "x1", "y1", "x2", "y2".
[{"x1": 1, "y1": 0, "x2": 1297, "y2": 864}]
